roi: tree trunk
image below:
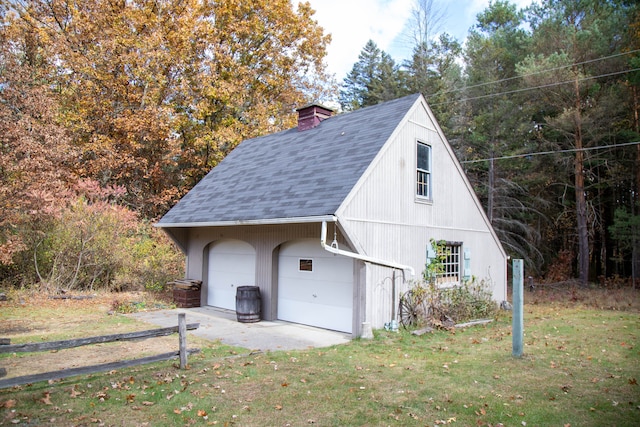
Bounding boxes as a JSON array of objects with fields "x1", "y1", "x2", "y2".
[
  {"x1": 488, "y1": 156, "x2": 495, "y2": 223},
  {"x1": 634, "y1": 85, "x2": 640, "y2": 288},
  {"x1": 573, "y1": 73, "x2": 589, "y2": 286}
]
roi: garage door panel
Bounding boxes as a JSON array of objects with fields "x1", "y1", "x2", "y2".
[
  {"x1": 278, "y1": 240, "x2": 353, "y2": 333},
  {"x1": 278, "y1": 299, "x2": 351, "y2": 332},
  {"x1": 278, "y1": 279, "x2": 352, "y2": 307},
  {"x1": 208, "y1": 240, "x2": 255, "y2": 310},
  {"x1": 281, "y1": 255, "x2": 352, "y2": 282}
]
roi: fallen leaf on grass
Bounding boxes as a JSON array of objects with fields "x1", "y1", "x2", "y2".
[
  {"x1": 629, "y1": 378, "x2": 637, "y2": 385},
  {"x1": 141, "y1": 401, "x2": 154, "y2": 406},
  {"x1": 274, "y1": 405, "x2": 283, "y2": 410},
  {"x1": 197, "y1": 409, "x2": 207, "y2": 416},
  {"x1": 95, "y1": 391, "x2": 109, "y2": 401},
  {"x1": 41, "y1": 392, "x2": 52, "y2": 405},
  {"x1": 2, "y1": 399, "x2": 16, "y2": 409}
]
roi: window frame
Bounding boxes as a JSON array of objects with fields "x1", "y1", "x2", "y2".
[
  {"x1": 435, "y1": 242, "x2": 462, "y2": 288},
  {"x1": 416, "y1": 141, "x2": 432, "y2": 200},
  {"x1": 298, "y1": 258, "x2": 313, "y2": 272}
]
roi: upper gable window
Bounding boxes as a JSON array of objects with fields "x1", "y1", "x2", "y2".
[{"x1": 417, "y1": 142, "x2": 431, "y2": 199}]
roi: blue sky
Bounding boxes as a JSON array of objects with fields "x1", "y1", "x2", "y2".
[{"x1": 300, "y1": 0, "x2": 534, "y2": 79}]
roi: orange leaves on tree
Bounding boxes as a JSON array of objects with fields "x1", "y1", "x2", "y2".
[{"x1": 4, "y1": 0, "x2": 332, "y2": 219}]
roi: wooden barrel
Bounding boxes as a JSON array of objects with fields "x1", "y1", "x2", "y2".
[{"x1": 235, "y1": 286, "x2": 261, "y2": 323}]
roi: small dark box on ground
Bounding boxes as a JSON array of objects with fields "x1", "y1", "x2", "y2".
[
  {"x1": 173, "y1": 288, "x2": 201, "y2": 308},
  {"x1": 169, "y1": 279, "x2": 202, "y2": 308}
]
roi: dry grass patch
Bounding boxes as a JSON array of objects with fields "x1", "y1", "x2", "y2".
[
  {"x1": 0, "y1": 290, "x2": 196, "y2": 380},
  {"x1": 527, "y1": 282, "x2": 640, "y2": 311}
]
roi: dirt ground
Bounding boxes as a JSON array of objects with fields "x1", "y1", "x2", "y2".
[{"x1": 0, "y1": 291, "x2": 184, "y2": 380}]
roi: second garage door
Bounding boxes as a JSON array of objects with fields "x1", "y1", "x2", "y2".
[
  {"x1": 278, "y1": 240, "x2": 353, "y2": 333},
  {"x1": 208, "y1": 239, "x2": 256, "y2": 310}
]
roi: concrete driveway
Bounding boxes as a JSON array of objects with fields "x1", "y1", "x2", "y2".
[{"x1": 128, "y1": 306, "x2": 351, "y2": 352}]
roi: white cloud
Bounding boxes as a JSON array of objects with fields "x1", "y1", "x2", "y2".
[{"x1": 301, "y1": 0, "x2": 413, "y2": 78}]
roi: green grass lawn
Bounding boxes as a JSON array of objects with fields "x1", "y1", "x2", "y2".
[{"x1": 1, "y1": 292, "x2": 639, "y2": 426}]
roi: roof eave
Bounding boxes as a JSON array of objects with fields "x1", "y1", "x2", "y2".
[{"x1": 154, "y1": 215, "x2": 338, "y2": 228}]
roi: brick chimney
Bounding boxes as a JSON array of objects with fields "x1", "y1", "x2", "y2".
[{"x1": 296, "y1": 104, "x2": 334, "y2": 131}]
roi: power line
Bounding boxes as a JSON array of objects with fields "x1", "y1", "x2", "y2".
[
  {"x1": 427, "y1": 48, "x2": 640, "y2": 98},
  {"x1": 460, "y1": 141, "x2": 640, "y2": 164},
  {"x1": 430, "y1": 67, "x2": 640, "y2": 107}
]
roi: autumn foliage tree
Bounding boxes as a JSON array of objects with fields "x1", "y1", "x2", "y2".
[
  {"x1": 4, "y1": 0, "x2": 331, "y2": 217},
  {"x1": 0, "y1": 21, "x2": 78, "y2": 267},
  {"x1": 1, "y1": 0, "x2": 331, "y2": 287}
]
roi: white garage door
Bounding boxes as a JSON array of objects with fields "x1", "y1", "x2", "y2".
[
  {"x1": 208, "y1": 240, "x2": 256, "y2": 310},
  {"x1": 278, "y1": 240, "x2": 353, "y2": 333}
]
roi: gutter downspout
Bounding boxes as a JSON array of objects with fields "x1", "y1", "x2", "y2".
[
  {"x1": 320, "y1": 221, "x2": 415, "y2": 278},
  {"x1": 321, "y1": 221, "x2": 415, "y2": 334}
]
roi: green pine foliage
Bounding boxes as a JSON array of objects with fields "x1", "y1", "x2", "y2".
[{"x1": 340, "y1": 0, "x2": 640, "y2": 284}]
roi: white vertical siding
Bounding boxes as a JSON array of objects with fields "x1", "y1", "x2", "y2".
[
  {"x1": 185, "y1": 223, "x2": 325, "y2": 320},
  {"x1": 338, "y1": 99, "x2": 507, "y2": 329},
  {"x1": 181, "y1": 223, "x2": 365, "y2": 336}
]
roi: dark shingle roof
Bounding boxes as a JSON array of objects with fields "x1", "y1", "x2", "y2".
[{"x1": 157, "y1": 93, "x2": 421, "y2": 226}]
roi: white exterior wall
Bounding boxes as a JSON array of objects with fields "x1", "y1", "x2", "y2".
[
  {"x1": 337, "y1": 99, "x2": 507, "y2": 329},
  {"x1": 167, "y1": 223, "x2": 366, "y2": 337}
]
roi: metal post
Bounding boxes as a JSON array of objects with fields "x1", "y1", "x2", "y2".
[
  {"x1": 391, "y1": 270, "x2": 396, "y2": 320},
  {"x1": 512, "y1": 259, "x2": 524, "y2": 358},
  {"x1": 178, "y1": 313, "x2": 187, "y2": 369}
]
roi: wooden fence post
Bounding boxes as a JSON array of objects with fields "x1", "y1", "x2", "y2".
[{"x1": 179, "y1": 313, "x2": 187, "y2": 369}]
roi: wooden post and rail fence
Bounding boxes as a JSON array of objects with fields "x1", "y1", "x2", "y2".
[{"x1": 0, "y1": 313, "x2": 198, "y2": 389}]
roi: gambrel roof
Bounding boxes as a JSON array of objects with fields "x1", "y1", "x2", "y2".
[{"x1": 158, "y1": 93, "x2": 422, "y2": 226}]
